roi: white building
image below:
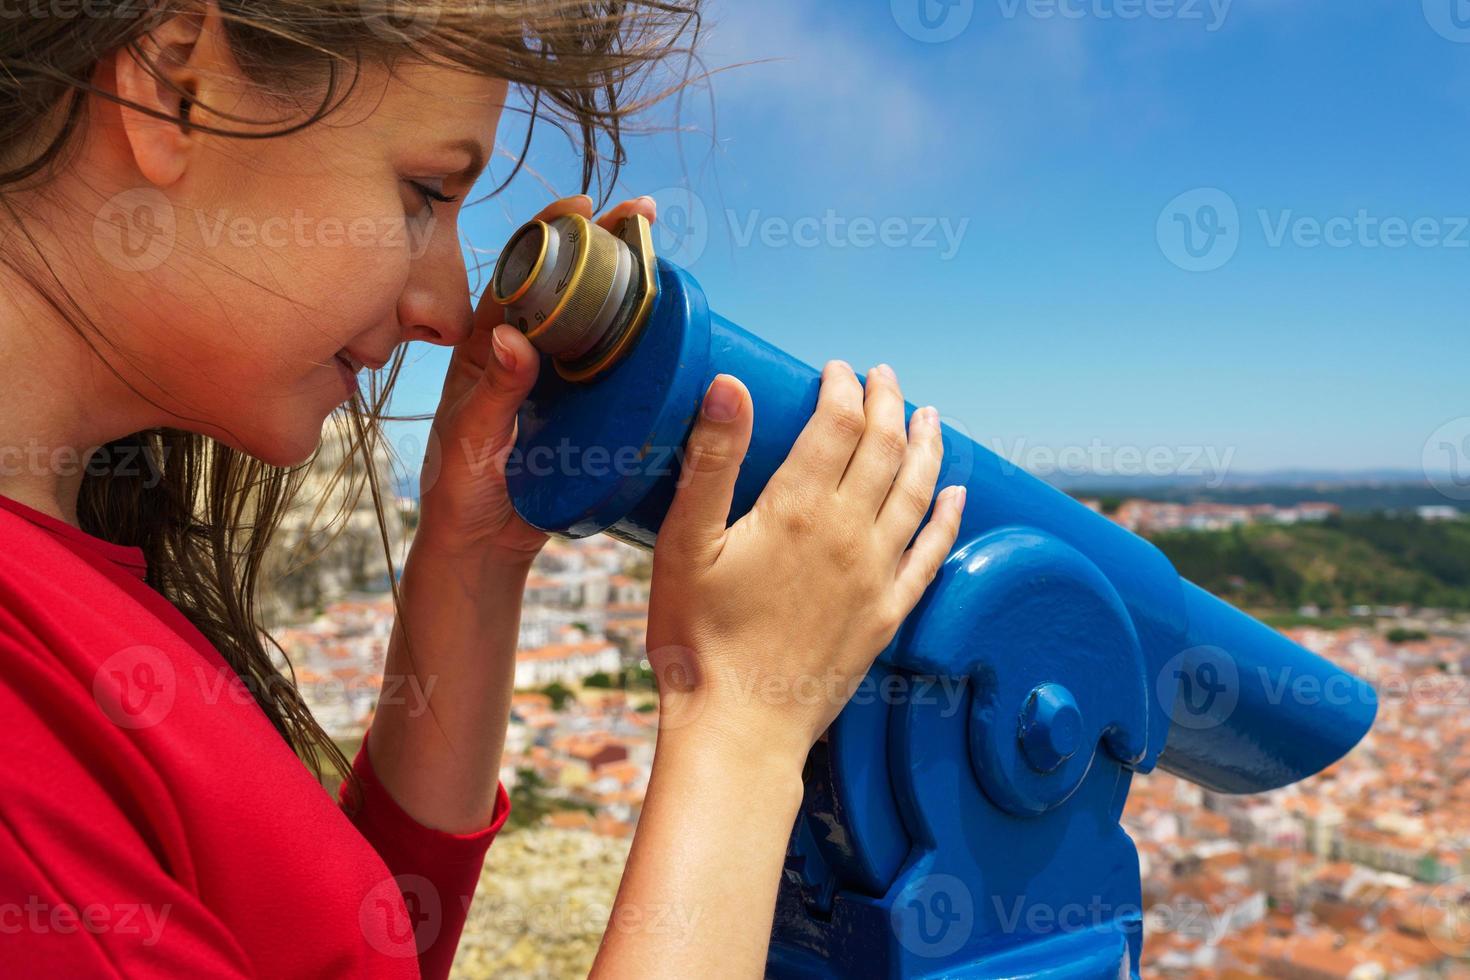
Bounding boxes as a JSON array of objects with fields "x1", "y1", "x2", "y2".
[{"x1": 514, "y1": 641, "x2": 622, "y2": 689}]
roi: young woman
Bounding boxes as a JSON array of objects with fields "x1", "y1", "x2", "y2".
[{"x1": 0, "y1": 2, "x2": 965, "y2": 977}]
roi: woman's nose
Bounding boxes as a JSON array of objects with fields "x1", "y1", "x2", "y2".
[
  {"x1": 398, "y1": 221, "x2": 474, "y2": 347},
  {"x1": 398, "y1": 280, "x2": 473, "y2": 347}
]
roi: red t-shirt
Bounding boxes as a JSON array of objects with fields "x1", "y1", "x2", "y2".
[{"x1": 0, "y1": 492, "x2": 509, "y2": 978}]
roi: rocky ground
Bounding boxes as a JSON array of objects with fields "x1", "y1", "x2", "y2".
[{"x1": 451, "y1": 827, "x2": 632, "y2": 980}]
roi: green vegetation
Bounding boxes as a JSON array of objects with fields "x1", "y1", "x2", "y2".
[
  {"x1": 1255, "y1": 611, "x2": 1364, "y2": 630},
  {"x1": 622, "y1": 665, "x2": 657, "y2": 691},
  {"x1": 577, "y1": 666, "x2": 657, "y2": 693},
  {"x1": 1148, "y1": 515, "x2": 1470, "y2": 611},
  {"x1": 506, "y1": 768, "x2": 595, "y2": 831},
  {"x1": 541, "y1": 681, "x2": 575, "y2": 710}
]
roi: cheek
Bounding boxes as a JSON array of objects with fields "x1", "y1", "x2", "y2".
[
  {"x1": 166, "y1": 202, "x2": 413, "y2": 381},
  {"x1": 127, "y1": 206, "x2": 413, "y2": 464}
]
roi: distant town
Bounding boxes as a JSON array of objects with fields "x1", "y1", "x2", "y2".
[
  {"x1": 265, "y1": 477, "x2": 1470, "y2": 978},
  {"x1": 1078, "y1": 497, "x2": 1460, "y2": 535}
]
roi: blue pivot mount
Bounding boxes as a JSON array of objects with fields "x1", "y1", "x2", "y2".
[{"x1": 498, "y1": 215, "x2": 1378, "y2": 979}]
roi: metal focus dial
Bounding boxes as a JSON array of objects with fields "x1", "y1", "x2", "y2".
[{"x1": 491, "y1": 212, "x2": 657, "y2": 382}]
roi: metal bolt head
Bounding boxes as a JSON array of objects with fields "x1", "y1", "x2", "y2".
[{"x1": 1018, "y1": 683, "x2": 1083, "y2": 774}]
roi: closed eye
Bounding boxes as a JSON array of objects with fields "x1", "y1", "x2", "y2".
[{"x1": 407, "y1": 180, "x2": 460, "y2": 212}]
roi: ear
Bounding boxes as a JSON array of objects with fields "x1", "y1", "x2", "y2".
[{"x1": 112, "y1": 3, "x2": 224, "y2": 187}]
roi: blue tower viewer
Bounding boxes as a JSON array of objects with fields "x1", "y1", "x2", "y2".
[{"x1": 494, "y1": 213, "x2": 1377, "y2": 979}]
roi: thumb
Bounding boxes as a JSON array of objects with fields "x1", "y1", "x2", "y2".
[
  {"x1": 661, "y1": 374, "x2": 753, "y2": 566},
  {"x1": 459, "y1": 324, "x2": 541, "y2": 445}
]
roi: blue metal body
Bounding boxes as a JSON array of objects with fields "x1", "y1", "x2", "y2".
[{"x1": 508, "y1": 260, "x2": 1378, "y2": 978}]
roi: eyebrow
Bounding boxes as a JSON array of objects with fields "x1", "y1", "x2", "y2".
[{"x1": 443, "y1": 138, "x2": 489, "y2": 179}]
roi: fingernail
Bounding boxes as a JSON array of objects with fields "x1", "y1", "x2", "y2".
[
  {"x1": 915, "y1": 406, "x2": 937, "y2": 428},
  {"x1": 638, "y1": 195, "x2": 655, "y2": 206},
  {"x1": 873, "y1": 363, "x2": 895, "y2": 381},
  {"x1": 703, "y1": 375, "x2": 740, "y2": 422},
  {"x1": 491, "y1": 326, "x2": 517, "y2": 372},
  {"x1": 947, "y1": 485, "x2": 967, "y2": 511}
]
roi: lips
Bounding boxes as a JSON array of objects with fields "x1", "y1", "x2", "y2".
[{"x1": 338, "y1": 348, "x2": 391, "y2": 372}]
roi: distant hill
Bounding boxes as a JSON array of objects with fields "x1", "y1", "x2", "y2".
[
  {"x1": 1057, "y1": 477, "x2": 1455, "y2": 515},
  {"x1": 1048, "y1": 468, "x2": 1439, "y2": 491},
  {"x1": 1148, "y1": 514, "x2": 1470, "y2": 611}
]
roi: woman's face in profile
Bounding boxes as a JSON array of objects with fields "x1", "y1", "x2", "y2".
[{"x1": 78, "y1": 59, "x2": 507, "y2": 465}]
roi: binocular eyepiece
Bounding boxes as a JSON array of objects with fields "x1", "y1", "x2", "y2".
[{"x1": 491, "y1": 213, "x2": 659, "y2": 383}]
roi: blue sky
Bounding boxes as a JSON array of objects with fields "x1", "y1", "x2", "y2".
[{"x1": 383, "y1": 0, "x2": 1469, "y2": 487}]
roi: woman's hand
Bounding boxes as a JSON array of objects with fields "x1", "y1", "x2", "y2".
[
  {"x1": 368, "y1": 193, "x2": 657, "y2": 836},
  {"x1": 414, "y1": 193, "x2": 659, "y2": 564},
  {"x1": 647, "y1": 360, "x2": 967, "y2": 768},
  {"x1": 594, "y1": 361, "x2": 965, "y2": 978}
]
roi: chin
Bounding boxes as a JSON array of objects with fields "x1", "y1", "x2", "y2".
[{"x1": 232, "y1": 416, "x2": 332, "y2": 469}]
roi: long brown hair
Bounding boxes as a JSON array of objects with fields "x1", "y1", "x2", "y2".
[{"x1": 0, "y1": 0, "x2": 704, "y2": 793}]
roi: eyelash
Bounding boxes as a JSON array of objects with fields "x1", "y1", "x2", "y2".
[{"x1": 408, "y1": 181, "x2": 460, "y2": 212}]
